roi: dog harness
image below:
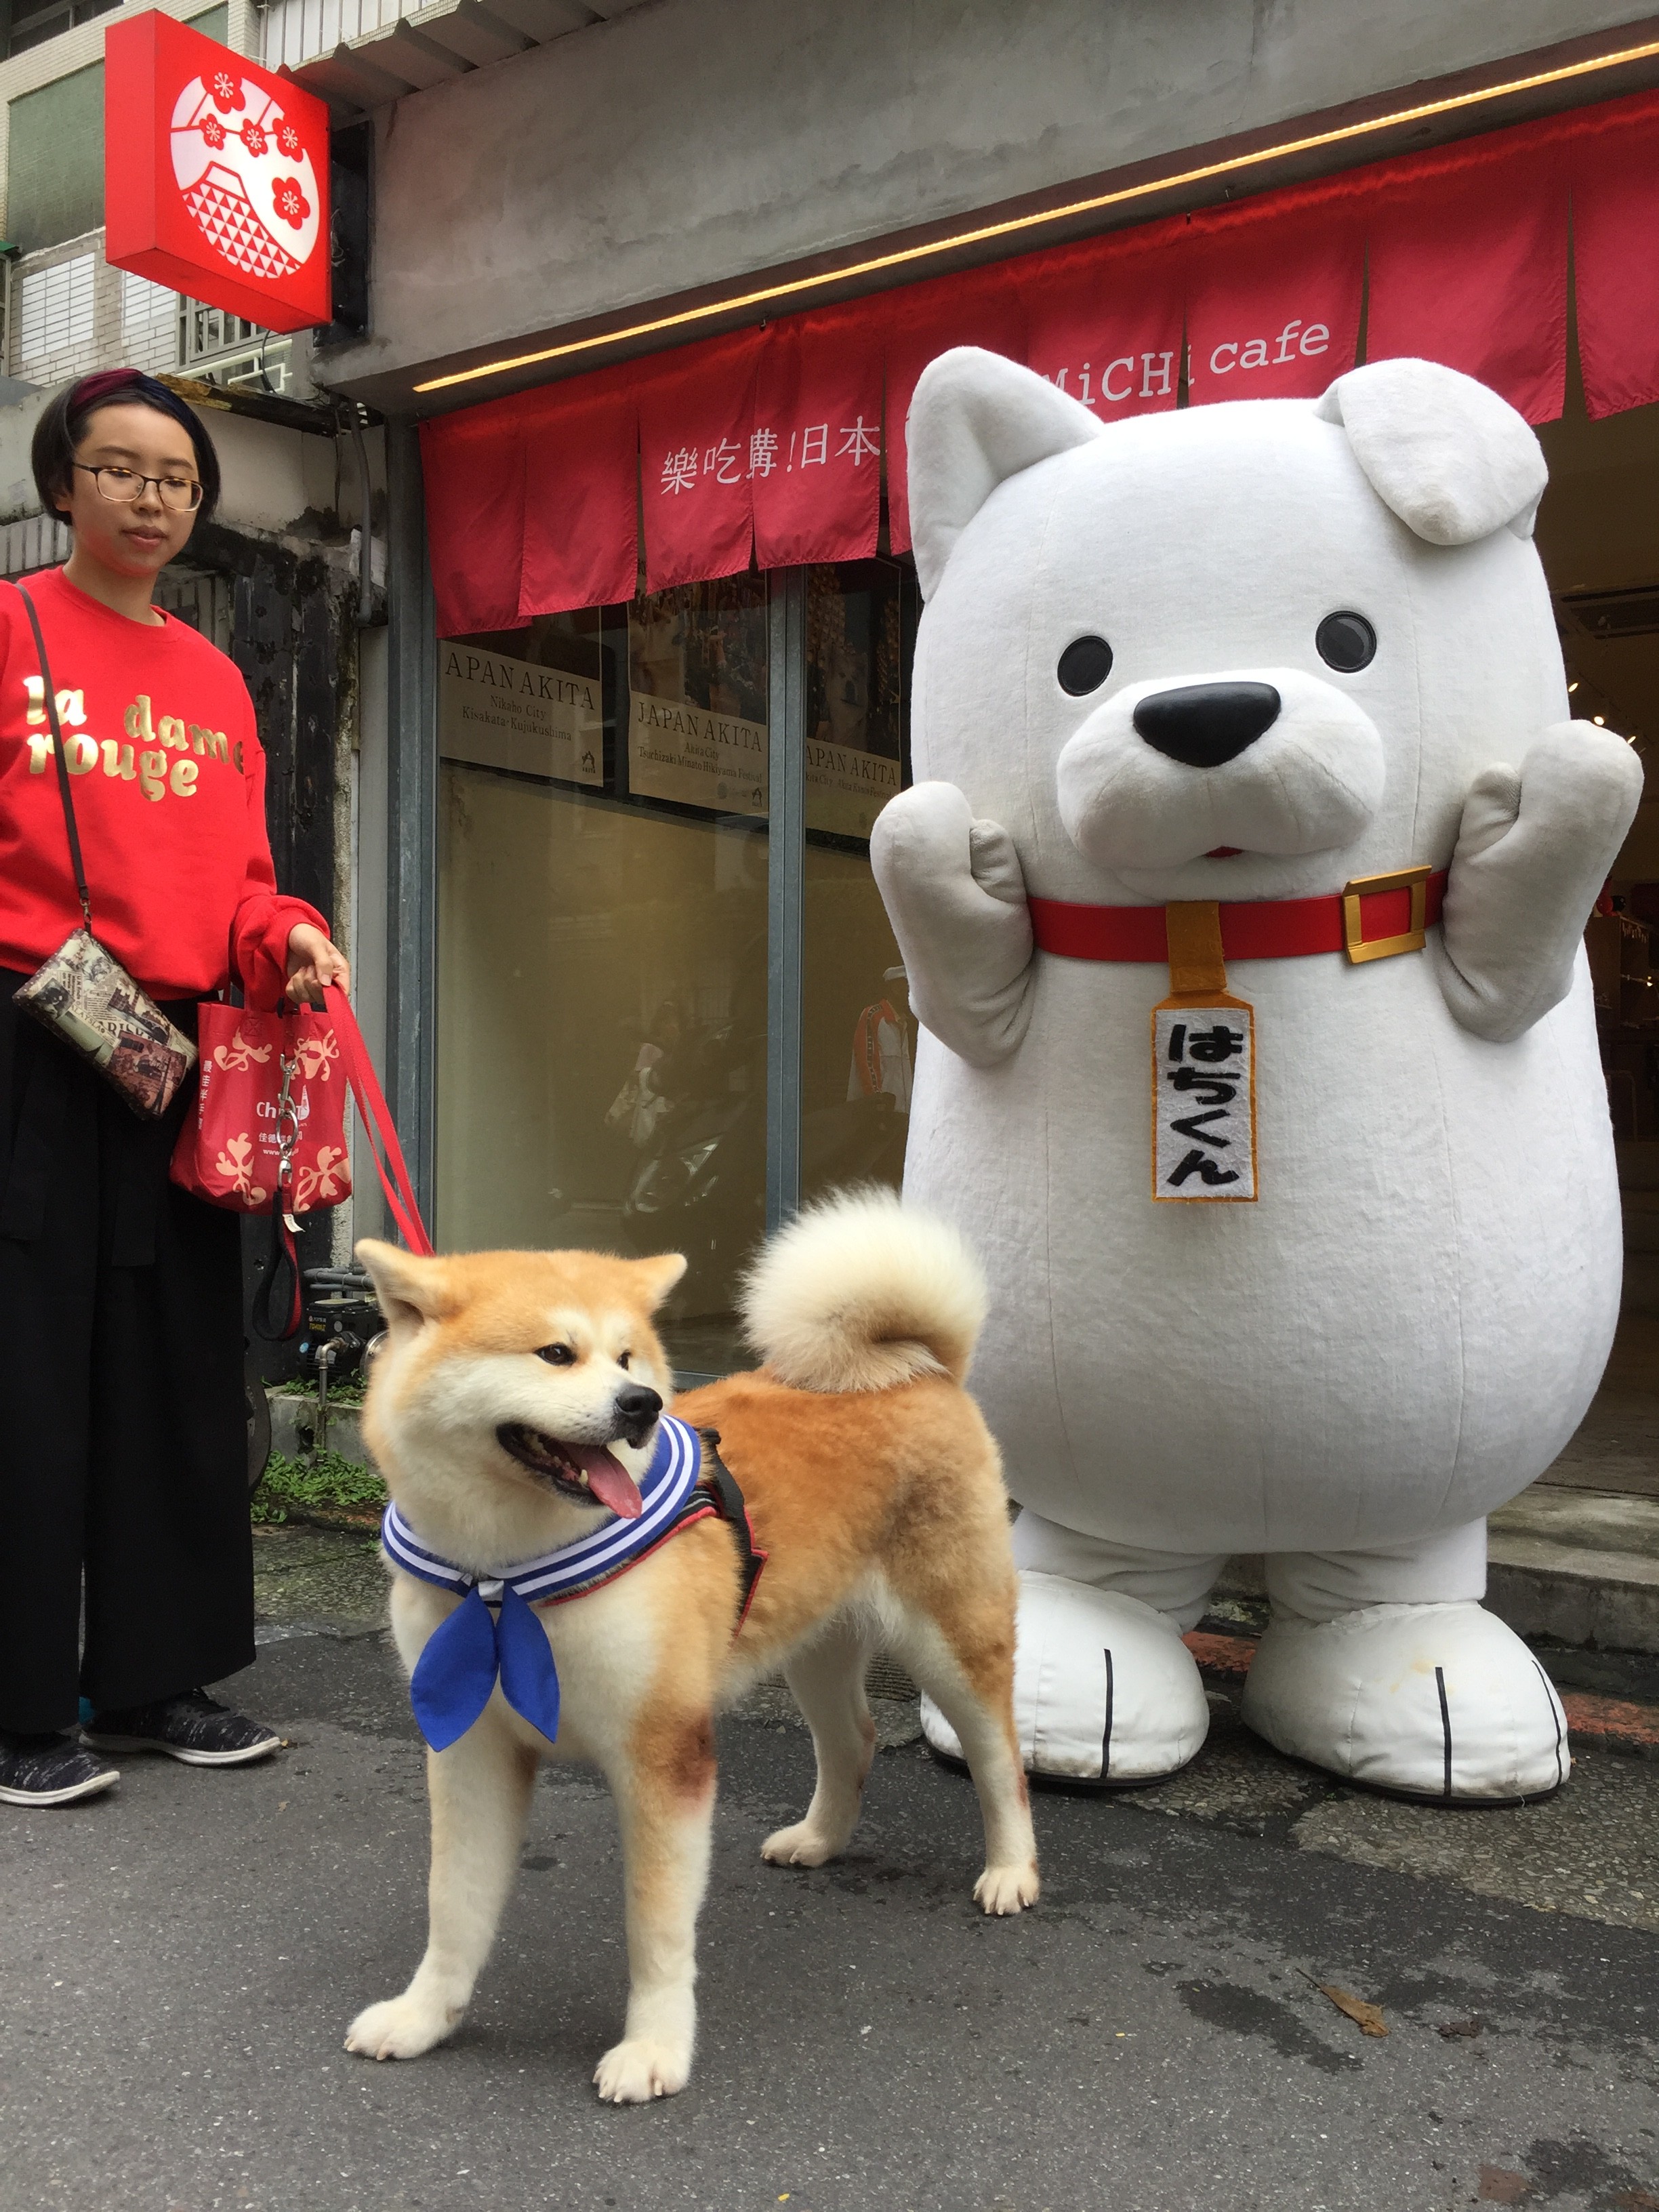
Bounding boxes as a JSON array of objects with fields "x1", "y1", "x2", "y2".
[
  {"x1": 1026, "y1": 865, "x2": 1446, "y2": 1206},
  {"x1": 382, "y1": 1415, "x2": 766, "y2": 1753}
]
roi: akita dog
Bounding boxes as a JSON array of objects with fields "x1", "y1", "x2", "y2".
[{"x1": 344, "y1": 1189, "x2": 1038, "y2": 2104}]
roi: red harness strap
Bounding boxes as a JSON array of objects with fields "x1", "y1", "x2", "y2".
[{"x1": 1029, "y1": 869, "x2": 1446, "y2": 964}]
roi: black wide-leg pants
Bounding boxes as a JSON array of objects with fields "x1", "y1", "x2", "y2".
[{"x1": 0, "y1": 968, "x2": 253, "y2": 1734}]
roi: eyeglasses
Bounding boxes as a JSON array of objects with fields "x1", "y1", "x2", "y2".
[{"x1": 73, "y1": 463, "x2": 203, "y2": 513}]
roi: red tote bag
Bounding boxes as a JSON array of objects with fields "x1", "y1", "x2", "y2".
[
  {"x1": 171, "y1": 986, "x2": 432, "y2": 1334},
  {"x1": 171, "y1": 1002, "x2": 352, "y2": 1216}
]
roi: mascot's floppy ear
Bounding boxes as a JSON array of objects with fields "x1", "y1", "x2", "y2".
[
  {"x1": 1313, "y1": 357, "x2": 1548, "y2": 546},
  {"x1": 908, "y1": 346, "x2": 1103, "y2": 598}
]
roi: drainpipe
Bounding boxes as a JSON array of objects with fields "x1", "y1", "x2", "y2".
[
  {"x1": 0, "y1": 244, "x2": 18, "y2": 380},
  {"x1": 337, "y1": 401, "x2": 377, "y2": 627}
]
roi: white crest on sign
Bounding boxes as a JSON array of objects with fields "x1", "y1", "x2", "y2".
[{"x1": 169, "y1": 72, "x2": 321, "y2": 281}]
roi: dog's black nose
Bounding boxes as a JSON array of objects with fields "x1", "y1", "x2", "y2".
[
  {"x1": 614, "y1": 1384, "x2": 663, "y2": 1446},
  {"x1": 1132, "y1": 682, "x2": 1282, "y2": 768}
]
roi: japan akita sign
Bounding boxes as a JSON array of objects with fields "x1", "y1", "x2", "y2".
[{"x1": 104, "y1": 11, "x2": 331, "y2": 334}]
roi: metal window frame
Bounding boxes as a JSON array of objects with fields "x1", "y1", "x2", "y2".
[
  {"x1": 765, "y1": 565, "x2": 807, "y2": 1237},
  {"x1": 385, "y1": 419, "x2": 438, "y2": 1227}
]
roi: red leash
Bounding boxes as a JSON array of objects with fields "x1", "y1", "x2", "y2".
[{"x1": 323, "y1": 985, "x2": 435, "y2": 1256}]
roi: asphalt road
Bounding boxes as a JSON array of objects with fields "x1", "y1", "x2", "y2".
[{"x1": 2, "y1": 1616, "x2": 1657, "y2": 2212}]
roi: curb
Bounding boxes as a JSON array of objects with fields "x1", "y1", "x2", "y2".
[
  {"x1": 1214, "y1": 1485, "x2": 1659, "y2": 1660},
  {"x1": 1184, "y1": 1630, "x2": 1659, "y2": 1756},
  {"x1": 267, "y1": 1391, "x2": 368, "y2": 1465}
]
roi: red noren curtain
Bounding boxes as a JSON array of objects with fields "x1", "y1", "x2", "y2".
[
  {"x1": 1185, "y1": 193, "x2": 1364, "y2": 406},
  {"x1": 1572, "y1": 87, "x2": 1659, "y2": 420},
  {"x1": 1364, "y1": 131, "x2": 1570, "y2": 424},
  {"x1": 422, "y1": 83, "x2": 1659, "y2": 636},
  {"x1": 516, "y1": 363, "x2": 638, "y2": 619}
]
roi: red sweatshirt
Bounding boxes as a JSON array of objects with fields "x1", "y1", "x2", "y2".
[{"x1": 0, "y1": 568, "x2": 327, "y2": 1005}]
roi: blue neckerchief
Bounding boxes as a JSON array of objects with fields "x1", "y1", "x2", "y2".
[{"x1": 382, "y1": 1415, "x2": 703, "y2": 1752}]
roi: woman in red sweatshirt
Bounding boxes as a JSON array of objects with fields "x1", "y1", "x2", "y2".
[{"x1": 0, "y1": 369, "x2": 348, "y2": 1807}]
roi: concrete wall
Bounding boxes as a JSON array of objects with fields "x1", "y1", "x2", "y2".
[
  {"x1": 0, "y1": 385, "x2": 335, "y2": 537},
  {"x1": 208, "y1": 407, "x2": 336, "y2": 535},
  {"x1": 0, "y1": 385, "x2": 47, "y2": 521},
  {"x1": 321, "y1": 0, "x2": 1659, "y2": 400}
]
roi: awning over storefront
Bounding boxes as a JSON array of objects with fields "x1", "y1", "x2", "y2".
[{"x1": 422, "y1": 84, "x2": 1659, "y2": 636}]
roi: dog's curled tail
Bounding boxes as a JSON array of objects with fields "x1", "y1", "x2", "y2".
[{"x1": 741, "y1": 1186, "x2": 987, "y2": 1394}]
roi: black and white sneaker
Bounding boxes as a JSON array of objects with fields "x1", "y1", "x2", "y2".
[
  {"x1": 83, "y1": 1689, "x2": 280, "y2": 1767},
  {"x1": 0, "y1": 1729, "x2": 120, "y2": 1806}
]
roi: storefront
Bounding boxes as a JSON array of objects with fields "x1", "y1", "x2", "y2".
[{"x1": 346, "y1": 47, "x2": 1659, "y2": 1391}]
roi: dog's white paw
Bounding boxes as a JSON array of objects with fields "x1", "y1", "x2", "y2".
[
  {"x1": 760, "y1": 1819, "x2": 844, "y2": 1868},
  {"x1": 593, "y1": 2036, "x2": 691, "y2": 2104},
  {"x1": 343, "y1": 1993, "x2": 457, "y2": 2061},
  {"x1": 974, "y1": 1861, "x2": 1040, "y2": 1916}
]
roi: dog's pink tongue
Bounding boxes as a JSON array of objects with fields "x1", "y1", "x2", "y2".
[{"x1": 572, "y1": 1446, "x2": 643, "y2": 1519}]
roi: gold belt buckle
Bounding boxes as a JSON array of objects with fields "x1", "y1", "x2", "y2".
[{"x1": 1340, "y1": 863, "x2": 1432, "y2": 965}]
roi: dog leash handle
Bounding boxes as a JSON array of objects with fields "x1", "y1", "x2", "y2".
[{"x1": 323, "y1": 985, "x2": 435, "y2": 1256}]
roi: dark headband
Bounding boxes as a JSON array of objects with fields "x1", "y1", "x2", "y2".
[{"x1": 65, "y1": 369, "x2": 216, "y2": 475}]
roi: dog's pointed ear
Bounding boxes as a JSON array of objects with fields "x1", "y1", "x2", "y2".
[
  {"x1": 908, "y1": 346, "x2": 1103, "y2": 598},
  {"x1": 631, "y1": 1252, "x2": 688, "y2": 1311},
  {"x1": 356, "y1": 1238, "x2": 453, "y2": 1336},
  {"x1": 1313, "y1": 359, "x2": 1547, "y2": 545}
]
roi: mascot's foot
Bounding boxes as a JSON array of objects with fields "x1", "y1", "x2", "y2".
[
  {"x1": 922, "y1": 1570, "x2": 1210, "y2": 1785},
  {"x1": 1240, "y1": 1600, "x2": 1568, "y2": 1803}
]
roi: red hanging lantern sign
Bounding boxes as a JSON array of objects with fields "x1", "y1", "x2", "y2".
[{"x1": 104, "y1": 10, "x2": 331, "y2": 335}]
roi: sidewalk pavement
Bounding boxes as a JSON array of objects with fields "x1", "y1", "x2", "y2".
[{"x1": 2, "y1": 1530, "x2": 1656, "y2": 2212}]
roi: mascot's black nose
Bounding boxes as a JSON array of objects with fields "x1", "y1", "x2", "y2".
[
  {"x1": 614, "y1": 1383, "x2": 663, "y2": 1444},
  {"x1": 1132, "y1": 682, "x2": 1282, "y2": 769}
]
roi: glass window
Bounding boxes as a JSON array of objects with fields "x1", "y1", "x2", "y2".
[
  {"x1": 4, "y1": 65, "x2": 103, "y2": 245},
  {"x1": 436, "y1": 583, "x2": 769, "y2": 1380},
  {"x1": 800, "y1": 558, "x2": 918, "y2": 1209},
  {"x1": 434, "y1": 556, "x2": 918, "y2": 1381}
]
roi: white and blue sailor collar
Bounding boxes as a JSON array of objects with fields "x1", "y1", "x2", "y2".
[
  {"x1": 382, "y1": 1412, "x2": 704, "y2": 1608},
  {"x1": 382, "y1": 1414, "x2": 706, "y2": 1753}
]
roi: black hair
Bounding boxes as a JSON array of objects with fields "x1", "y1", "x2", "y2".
[{"x1": 31, "y1": 369, "x2": 221, "y2": 526}]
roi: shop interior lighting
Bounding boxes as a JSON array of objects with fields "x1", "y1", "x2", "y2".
[{"x1": 415, "y1": 35, "x2": 1659, "y2": 395}]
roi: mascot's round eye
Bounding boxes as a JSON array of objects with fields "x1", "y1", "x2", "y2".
[
  {"x1": 1057, "y1": 635, "x2": 1114, "y2": 695},
  {"x1": 1316, "y1": 611, "x2": 1376, "y2": 672},
  {"x1": 537, "y1": 1343, "x2": 575, "y2": 1366}
]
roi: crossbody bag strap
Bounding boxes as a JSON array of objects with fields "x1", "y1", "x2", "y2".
[{"x1": 16, "y1": 581, "x2": 93, "y2": 933}]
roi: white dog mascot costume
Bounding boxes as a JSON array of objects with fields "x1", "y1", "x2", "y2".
[{"x1": 871, "y1": 348, "x2": 1642, "y2": 1803}]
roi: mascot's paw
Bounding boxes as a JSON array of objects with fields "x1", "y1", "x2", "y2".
[
  {"x1": 922, "y1": 1572, "x2": 1210, "y2": 1784},
  {"x1": 1240, "y1": 1600, "x2": 1568, "y2": 1802}
]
